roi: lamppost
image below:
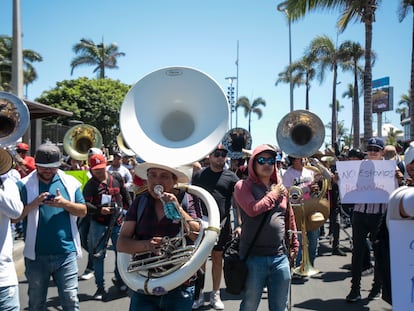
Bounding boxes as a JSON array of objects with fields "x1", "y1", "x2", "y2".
[
  {"x1": 225, "y1": 76, "x2": 237, "y2": 129},
  {"x1": 277, "y1": 1, "x2": 293, "y2": 112}
]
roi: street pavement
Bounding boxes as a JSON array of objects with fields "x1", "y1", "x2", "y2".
[{"x1": 14, "y1": 225, "x2": 392, "y2": 310}]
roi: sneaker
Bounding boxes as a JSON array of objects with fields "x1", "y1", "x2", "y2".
[
  {"x1": 192, "y1": 294, "x2": 205, "y2": 309},
  {"x1": 361, "y1": 267, "x2": 374, "y2": 276},
  {"x1": 93, "y1": 287, "x2": 107, "y2": 301},
  {"x1": 80, "y1": 269, "x2": 94, "y2": 280},
  {"x1": 368, "y1": 286, "x2": 381, "y2": 300},
  {"x1": 346, "y1": 288, "x2": 361, "y2": 302},
  {"x1": 210, "y1": 290, "x2": 224, "y2": 310},
  {"x1": 332, "y1": 247, "x2": 346, "y2": 256}
]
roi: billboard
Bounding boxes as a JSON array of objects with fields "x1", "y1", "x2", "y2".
[{"x1": 372, "y1": 86, "x2": 393, "y2": 113}]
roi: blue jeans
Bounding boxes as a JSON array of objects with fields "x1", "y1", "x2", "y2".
[
  {"x1": 129, "y1": 285, "x2": 194, "y2": 311},
  {"x1": 295, "y1": 229, "x2": 319, "y2": 266},
  {"x1": 78, "y1": 215, "x2": 93, "y2": 271},
  {"x1": 24, "y1": 252, "x2": 79, "y2": 311},
  {"x1": 240, "y1": 254, "x2": 291, "y2": 311},
  {"x1": 88, "y1": 220, "x2": 121, "y2": 289},
  {"x1": 0, "y1": 285, "x2": 19, "y2": 311}
]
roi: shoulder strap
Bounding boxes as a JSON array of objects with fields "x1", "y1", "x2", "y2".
[{"x1": 136, "y1": 194, "x2": 148, "y2": 224}]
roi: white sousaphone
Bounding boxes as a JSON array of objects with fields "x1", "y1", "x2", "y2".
[{"x1": 117, "y1": 66, "x2": 228, "y2": 295}]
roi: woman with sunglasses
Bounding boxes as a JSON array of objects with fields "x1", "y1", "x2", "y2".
[{"x1": 233, "y1": 144, "x2": 298, "y2": 311}]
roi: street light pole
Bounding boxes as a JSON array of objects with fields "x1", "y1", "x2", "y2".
[
  {"x1": 277, "y1": 1, "x2": 294, "y2": 112},
  {"x1": 225, "y1": 76, "x2": 237, "y2": 129}
]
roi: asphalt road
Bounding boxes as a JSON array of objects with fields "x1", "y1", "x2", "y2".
[{"x1": 15, "y1": 225, "x2": 392, "y2": 310}]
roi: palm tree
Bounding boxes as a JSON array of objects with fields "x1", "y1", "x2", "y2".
[
  {"x1": 398, "y1": 0, "x2": 414, "y2": 140},
  {"x1": 308, "y1": 35, "x2": 349, "y2": 146},
  {"x1": 339, "y1": 40, "x2": 366, "y2": 148},
  {"x1": 396, "y1": 92, "x2": 410, "y2": 121},
  {"x1": 70, "y1": 38, "x2": 125, "y2": 79},
  {"x1": 0, "y1": 35, "x2": 43, "y2": 93},
  {"x1": 235, "y1": 96, "x2": 266, "y2": 134},
  {"x1": 286, "y1": 0, "x2": 381, "y2": 146},
  {"x1": 276, "y1": 54, "x2": 317, "y2": 110}
]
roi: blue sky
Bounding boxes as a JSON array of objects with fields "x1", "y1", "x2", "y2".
[{"x1": 1, "y1": 1, "x2": 411, "y2": 151}]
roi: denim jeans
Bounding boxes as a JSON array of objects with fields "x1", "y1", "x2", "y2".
[
  {"x1": 78, "y1": 215, "x2": 93, "y2": 271},
  {"x1": 25, "y1": 252, "x2": 79, "y2": 311},
  {"x1": 240, "y1": 254, "x2": 291, "y2": 311},
  {"x1": 295, "y1": 229, "x2": 319, "y2": 266},
  {"x1": 88, "y1": 220, "x2": 121, "y2": 289},
  {"x1": 129, "y1": 285, "x2": 194, "y2": 311},
  {"x1": 0, "y1": 285, "x2": 19, "y2": 311}
]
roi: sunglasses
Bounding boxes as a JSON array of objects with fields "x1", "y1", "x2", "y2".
[
  {"x1": 367, "y1": 147, "x2": 381, "y2": 152},
  {"x1": 256, "y1": 157, "x2": 276, "y2": 165},
  {"x1": 212, "y1": 150, "x2": 227, "y2": 158}
]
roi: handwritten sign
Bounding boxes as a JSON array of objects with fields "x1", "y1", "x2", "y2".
[{"x1": 336, "y1": 160, "x2": 398, "y2": 204}]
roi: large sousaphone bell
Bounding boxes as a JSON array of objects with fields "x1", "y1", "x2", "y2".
[
  {"x1": 117, "y1": 66, "x2": 226, "y2": 295},
  {"x1": 120, "y1": 66, "x2": 229, "y2": 167},
  {"x1": 63, "y1": 124, "x2": 102, "y2": 161},
  {"x1": 0, "y1": 91, "x2": 30, "y2": 147}
]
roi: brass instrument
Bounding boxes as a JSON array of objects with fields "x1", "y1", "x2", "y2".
[
  {"x1": 117, "y1": 133, "x2": 135, "y2": 157},
  {"x1": 277, "y1": 110, "x2": 329, "y2": 276},
  {"x1": 63, "y1": 124, "x2": 102, "y2": 161},
  {"x1": 222, "y1": 127, "x2": 252, "y2": 159},
  {"x1": 288, "y1": 186, "x2": 320, "y2": 277},
  {"x1": 117, "y1": 66, "x2": 227, "y2": 295},
  {"x1": 0, "y1": 92, "x2": 30, "y2": 175}
]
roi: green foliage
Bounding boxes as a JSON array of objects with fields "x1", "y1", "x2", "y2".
[{"x1": 35, "y1": 77, "x2": 131, "y2": 146}]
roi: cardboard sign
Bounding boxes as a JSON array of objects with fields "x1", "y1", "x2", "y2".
[
  {"x1": 388, "y1": 220, "x2": 414, "y2": 310},
  {"x1": 337, "y1": 160, "x2": 397, "y2": 204}
]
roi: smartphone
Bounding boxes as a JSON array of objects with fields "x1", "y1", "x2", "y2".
[{"x1": 45, "y1": 194, "x2": 56, "y2": 201}]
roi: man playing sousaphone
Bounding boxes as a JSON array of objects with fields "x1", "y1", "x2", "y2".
[
  {"x1": 117, "y1": 163, "x2": 203, "y2": 310},
  {"x1": 282, "y1": 155, "x2": 325, "y2": 272}
]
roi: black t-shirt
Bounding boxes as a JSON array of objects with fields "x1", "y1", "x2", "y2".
[{"x1": 191, "y1": 167, "x2": 239, "y2": 221}]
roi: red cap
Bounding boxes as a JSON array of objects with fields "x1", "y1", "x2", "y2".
[
  {"x1": 89, "y1": 154, "x2": 107, "y2": 170},
  {"x1": 17, "y1": 142, "x2": 29, "y2": 151}
]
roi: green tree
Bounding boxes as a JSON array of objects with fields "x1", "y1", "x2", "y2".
[
  {"x1": 0, "y1": 35, "x2": 43, "y2": 92},
  {"x1": 308, "y1": 35, "x2": 349, "y2": 146},
  {"x1": 36, "y1": 77, "x2": 130, "y2": 145},
  {"x1": 396, "y1": 92, "x2": 410, "y2": 121},
  {"x1": 235, "y1": 96, "x2": 266, "y2": 134},
  {"x1": 339, "y1": 40, "x2": 366, "y2": 148},
  {"x1": 286, "y1": 0, "x2": 381, "y2": 146},
  {"x1": 398, "y1": 0, "x2": 414, "y2": 140},
  {"x1": 276, "y1": 53, "x2": 317, "y2": 110},
  {"x1": 70, "y1": 38, "x2": 125, "y2": 79}
]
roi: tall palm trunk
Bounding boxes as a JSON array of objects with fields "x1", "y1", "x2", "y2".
[
  {"x1": 410, "y1": 11, "x2": 414, "y2": 141},
  {"x1": 331, "y1": 64, "x2": 338, "y2": 146},
  {"x1": 363, "y1": 14, "x2": 374, "y2": 146},
  {"x1": 353, "y1": 60, "x2": 360, "y2": 148}
]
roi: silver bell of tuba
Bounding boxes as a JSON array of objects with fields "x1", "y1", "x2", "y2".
[{"x1": 117, "y1": 66, "x2": 226, "y2": 295}]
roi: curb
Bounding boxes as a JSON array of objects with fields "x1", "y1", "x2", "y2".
[{"x1": 13, "y1": 239, "x2": 25, "y2": 277}]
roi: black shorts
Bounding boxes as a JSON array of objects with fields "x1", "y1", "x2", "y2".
[{"x1": 213, "y1": 219, "x2": 232, "y2": 251}]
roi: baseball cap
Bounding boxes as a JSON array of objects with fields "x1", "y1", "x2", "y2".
[
  {"x1": 35, "y1": 143, "x2": 62, "y2": 168},
  {"x1": 16, "y1": 142, "x2": 29, "y2": 151},
  {"x1": 89, "y1": 154, "x2": 107, "y2": 170},
  {"x1": 367, "y1": 137, "x2": 385, "y2": 150}
]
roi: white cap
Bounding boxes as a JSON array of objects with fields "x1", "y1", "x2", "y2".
[{"x1": 88, "y1": 147, "x2": 103, "y2": 158}]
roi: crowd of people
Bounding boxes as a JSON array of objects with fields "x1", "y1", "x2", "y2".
[{"x1": 0, "y1": 134, "x2": 412, "y2": 310}]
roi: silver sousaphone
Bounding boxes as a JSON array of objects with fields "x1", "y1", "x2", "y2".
[{"x1": 117, "y1": 67, "x2": 228, "y2": 295}]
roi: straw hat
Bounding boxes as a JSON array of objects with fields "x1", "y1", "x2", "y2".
[
  {"x1": 134, "y1": 162, "x2": 190, "y2": 184},
  {"x1": 0, "y1": 149, "x2": 13, "y2": 175}
]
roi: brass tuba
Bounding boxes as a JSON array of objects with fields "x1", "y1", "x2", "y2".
[
  {"x1": 277, "y1": 110, "x2": 330, "y2": 276},
  {"x1": 63, "y1": 124, "x2": 102, "y2": 161},
  {"x1": 0, "y1": 92, "x2": 30, "y2": 147},
  {"x1": 116, "y1": 133, "x2": 135, "y2": 157},
  {"x1": 117, "y1": 66, "x2": 227, "y2": 295}
]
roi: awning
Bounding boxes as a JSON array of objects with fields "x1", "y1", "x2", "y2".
[{"x1": 23, "y1": 99, "x2": 73, "y2": 119}]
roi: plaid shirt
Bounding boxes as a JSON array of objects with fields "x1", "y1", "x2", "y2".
[{"x1": 125, "y1": 191, "x2": 200, "y2": 240}]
